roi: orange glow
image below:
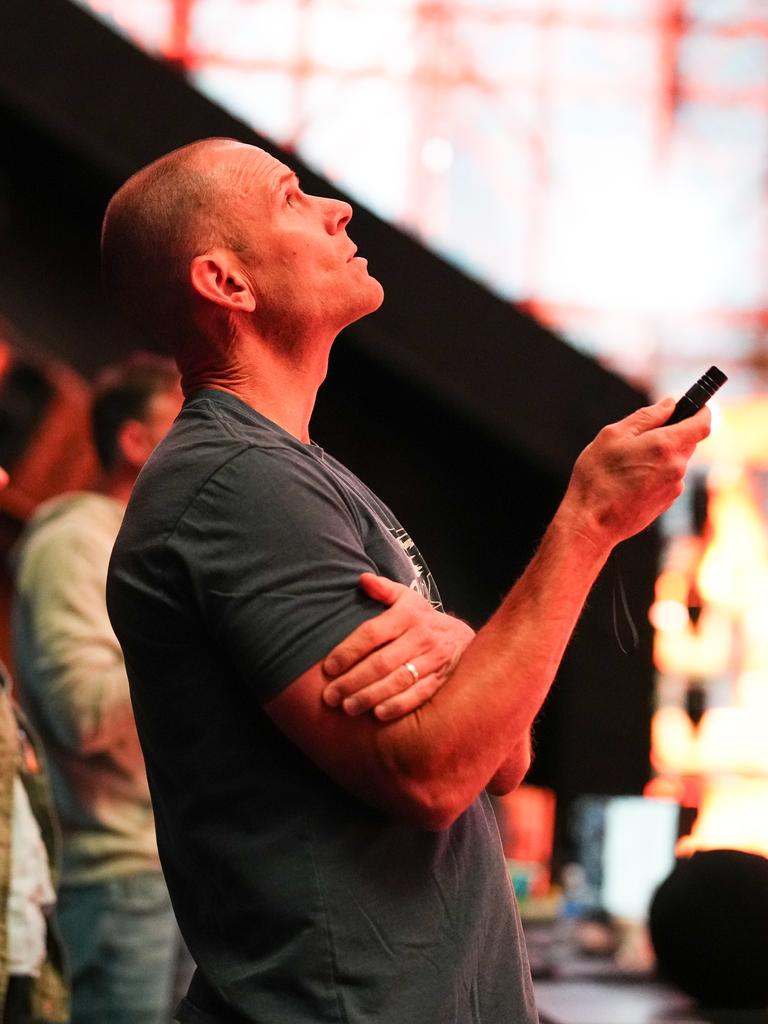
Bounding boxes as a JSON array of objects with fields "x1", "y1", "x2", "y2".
[
  {"x1": 696, "y1": 707, "x2": 768, "y2": 775},
  {"x1": 652, "y1": 704, "x2": 768, "y2": 779},
  {"x1": 652, "y1": 605, "x2": 731, "y2": 677},
  {"x1": 644, "y1": 776, "x2": 685, "y2": 802},
  {"x1": 677, "y1": 779, "x2": 768, "y2": 859},
  {"x1": 697, "y1": 474, "x2": 768, "y2": 612},
  {"x1": 654, "y1": 570, "x2": 689, "y2": 604},
  {"x1": 495, "y1": 785, "x2": 556, "y2": 898},
  {"x1": 645, "y1": 775, "x2": 702, "y2": 809},
  {"x1": 650, "y1": 418, "x2": 768, "y2": 862},
  {"x1": 697, "y1": 397, "x2": 768, "y2": 469},
  {"x1": 651, "y1": 707, "x2": 696, "y2": 775}
]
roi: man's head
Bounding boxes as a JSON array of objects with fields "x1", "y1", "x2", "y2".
[
  {"x1": 91, "y1": 352, "x2": 182, "y2": 477},
  {"x1": 101, "y1": 139, "x2": 383, "y2": 360}
]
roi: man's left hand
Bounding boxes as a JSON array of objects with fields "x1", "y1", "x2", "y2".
[{"x1": 322, "y1": 573, "x2": 475, "y2": 721}]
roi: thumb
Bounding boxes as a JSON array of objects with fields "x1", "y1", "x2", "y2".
[
  {"x1": 358, "y1": 572, "x2": 408, "y2": 606},
  {"x1": 625, "y1": 396, "x2": 675, "y2": 435}
]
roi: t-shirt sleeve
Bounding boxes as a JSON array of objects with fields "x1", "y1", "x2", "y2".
[{"x1": 173, "y1": 445, "x2": 386, "y2": 703}]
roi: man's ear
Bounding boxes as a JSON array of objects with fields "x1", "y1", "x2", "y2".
[
  {"x1": 189, "y1": 250, "x2": 256, "y2": 313},
  {"x1": 116, "y1": 419, "x2": 154, "y2": 472}
]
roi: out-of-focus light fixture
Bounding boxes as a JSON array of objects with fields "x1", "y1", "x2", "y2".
[
  {"x1": 648, "y1": 599, "x2": 689, "y2": 633},
  {"x1": 677, "y1": 778, "x2": 768, "y2": 859},
  {"x1": 652, "y1": 605, "x2": 731, "y2": 678},
  {"x1": 651, "y1": 706, "x2": 696, "y2": 775},
  {"x1": 697, "y1": 474, "x2": 768, "y2": 613},
  {"x1": 698, "y1": 399, "x2": 768, "y2": 470}
]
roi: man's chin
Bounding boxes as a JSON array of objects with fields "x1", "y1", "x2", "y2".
[
  {"x1": 347, "y1": 278, "x2": 385, "y2": 323},
  {"x1": 367, "y1": 277, "x2": 385, "y2": 312}
]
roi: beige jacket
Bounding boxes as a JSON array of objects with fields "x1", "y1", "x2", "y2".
[{"x1": 12, "y1": 493, "x2": 160, "y2": 886}]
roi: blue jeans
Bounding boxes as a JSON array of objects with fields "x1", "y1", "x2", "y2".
[{"x1": 57, "y1": 873, "x2": 178, "y2": 1024}]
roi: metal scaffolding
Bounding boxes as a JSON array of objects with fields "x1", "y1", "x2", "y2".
[{"x1": 73, "y1": 0, "x2": 768, "y2": 396}]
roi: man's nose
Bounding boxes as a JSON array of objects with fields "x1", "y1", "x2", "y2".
[{"x1": 324, "y1": 197, "x2": 352, "y2": 234}]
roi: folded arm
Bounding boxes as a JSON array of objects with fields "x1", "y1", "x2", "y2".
[
  {"x1": 321, "y1": 572, "x2": 531, "y2": 793},
  {"x1": 266, "y1": 400, "x2": 709, "y2": 829},
  {"x1": 267, "y1": 504, "x2": 598, "y2": 826}
]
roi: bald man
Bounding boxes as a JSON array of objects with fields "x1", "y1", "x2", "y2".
[{"x1": 102, "y1": 139, "x2": 709, "y2": 1024}]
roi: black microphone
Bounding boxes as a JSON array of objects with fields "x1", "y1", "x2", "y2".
[{"x1": 665, "y1": 365, "x2": 727, "y2": 425}]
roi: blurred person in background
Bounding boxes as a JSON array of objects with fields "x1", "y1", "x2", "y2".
[
  {"x1": 10, "y1": 355, "x2": 186, "y2": 1024},
  {"x1": 0, "y1": 465, "x2": 68, "y2": 1024},
  {"x1": 0, "y1": 330, "x2": 99, "y2": 667}
]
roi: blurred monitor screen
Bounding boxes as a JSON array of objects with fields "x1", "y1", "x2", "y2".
[{"x1": 601, "y1": 796, "x2": 678, "y2": 921}]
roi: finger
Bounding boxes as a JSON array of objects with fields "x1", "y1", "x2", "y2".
[
  {"x1": 341, "y1": 661, "x2": 424, "y2": 716},
  {"x1": 323, "y1": 603, "x2": 414, "y2": 681},
  {"x1": 0, "y1": 466, "x2": 7, "y2": 491},
  {"x1": 373, "y1": 673, "x2": 446, "y2": 722},
  {"x1": 625, "y1": 397, "x2": 676, "y2": 435},
  {"x1": 324, "y1": 579, "x2": 427, "y2": 680},
  {"x1": 324, "y1": 613, "x2": 468, "y2": 706},
  {"x1": 324, "y1": 632, "x2": 432, "y2": 707},
  {"x1": 358, "y1": 572, "x2": 409, "y2": 606},
  {"x1": 664, "y1": 404, "x2": 712, "y2": 446}
]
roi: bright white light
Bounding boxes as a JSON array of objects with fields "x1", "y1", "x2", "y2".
[
  {"x1": 420, "y1": 136, "x2": 454, "y2": 175},
  {"x1": 649, "y1": 599, "x2": 689, "y2": 633}
]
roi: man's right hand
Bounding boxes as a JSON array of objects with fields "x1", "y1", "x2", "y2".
[
  {"x1": 323, "y1": 575, "x2": 475, "y2": 720},
  {"x1": 559, "y1": 396, "x2": 711, "y2": 554}
]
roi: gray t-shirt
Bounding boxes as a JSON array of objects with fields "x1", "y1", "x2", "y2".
[{"x1": 107, "y1": 388, "x2": 537, "y2": 1024}]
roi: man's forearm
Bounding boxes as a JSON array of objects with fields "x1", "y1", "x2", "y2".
[
  {"x1": 282, "y1": 399, "x2": 708, "y2": 829},
  {"x1": 373, "y1": 508, "x2": 608, "y2": 828}
]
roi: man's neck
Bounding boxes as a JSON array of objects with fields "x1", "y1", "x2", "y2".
[
  {"x1": 98, "y1": 468, "x2": 135, "y2": 506},
  {"x1": 182, "y1": 329, "x2": 332, "y2": 443}
]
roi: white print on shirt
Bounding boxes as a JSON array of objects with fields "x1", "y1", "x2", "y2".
[{"x1": 390, "y1": 526, "x2": 442, "y2": 610}]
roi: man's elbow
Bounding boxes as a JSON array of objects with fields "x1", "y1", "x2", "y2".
[
  {"x1": 392, "y1": 778, "x2": 479, "y2": 832},
  {"x1": 485, "y1": 772, "x2": 524, "y2": 798},
  {"x1": 374, "y1": 726, "x2": 526, "y2": 831},
  {"x1": 485, "y1": 748, "x2": 532, "y2": 797}
]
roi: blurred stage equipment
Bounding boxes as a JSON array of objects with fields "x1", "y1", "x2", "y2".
[
  {"x1": 648, "y1": 403, "x2": 768, "y2": 865},
  {"x1": 649, "y1": 849, "x2": 768, "y2": 1009}
]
